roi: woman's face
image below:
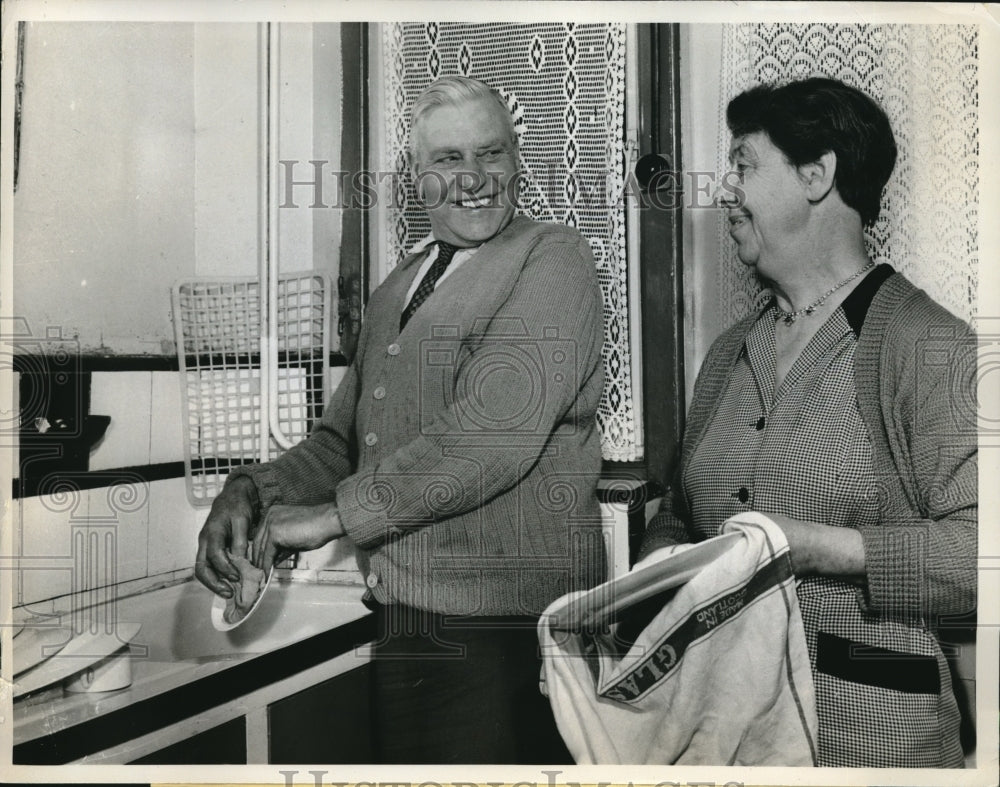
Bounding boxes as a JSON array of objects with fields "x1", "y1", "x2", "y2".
[{"x1": 721, "y1": 131, "x2": 811, "y2": 275}]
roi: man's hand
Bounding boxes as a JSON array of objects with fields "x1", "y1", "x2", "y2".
[
  {"x1": 195, "y1": 475, "x2": 260, "y2": 597},
  {"x1": 251, "y1": 502, "x2": 344, "y2": 576}
]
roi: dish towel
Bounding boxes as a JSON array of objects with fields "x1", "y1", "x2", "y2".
[{"x1": 538, "y1": 512, "x2": 818, "y2": 765}]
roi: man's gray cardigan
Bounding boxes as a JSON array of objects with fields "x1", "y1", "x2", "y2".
[{"x1": 234, "y1": 216, "x2": 608, "y2": 616}]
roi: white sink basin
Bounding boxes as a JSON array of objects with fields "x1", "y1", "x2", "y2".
[
  {"x1": 13, "y1": 578, "x2": 371, "y2": 748},
  {"x1": 112, "y1": 578, "x2": 368, "y2": 662}
]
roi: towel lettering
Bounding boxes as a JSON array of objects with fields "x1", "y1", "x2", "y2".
[
  {"x1": 695, "y1": 589, "x2": 746, "y2": 629},
  {"x1": 600, "y1": 554, "x2": 792, "y2": 703},
  {"x1": 602, "y1": 643, "x2": 678, "y2": 702}
]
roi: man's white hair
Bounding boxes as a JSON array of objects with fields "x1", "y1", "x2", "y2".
[{"x1": 410, "y1": 75, "x2": 518, "y2": 157}]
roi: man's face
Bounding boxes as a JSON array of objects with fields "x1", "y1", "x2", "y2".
[{"x1": 410, "y1": 97, "x2": 519, "y2": 248}]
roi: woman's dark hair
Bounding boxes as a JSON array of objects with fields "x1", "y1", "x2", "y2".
[{"x1": 726, "y1": 77, "x2": 897, "y2": 226}]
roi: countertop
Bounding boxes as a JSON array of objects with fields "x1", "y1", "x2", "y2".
[{"x1": 12, "y1": 577, "x2": 373, "y2": 755}]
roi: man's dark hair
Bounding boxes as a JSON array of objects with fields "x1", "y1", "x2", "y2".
[{"x1": 726, "y1": 77, "x2": 897, "y2": 226}]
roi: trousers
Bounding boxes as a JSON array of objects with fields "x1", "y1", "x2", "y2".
[{"x1": 370, "y1": 602, "x2": 573, "y2": 764}]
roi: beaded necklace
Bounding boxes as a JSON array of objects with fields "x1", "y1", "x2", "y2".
[{"x1": 773, "y1": 261, "x2": 876, "y2": 323}]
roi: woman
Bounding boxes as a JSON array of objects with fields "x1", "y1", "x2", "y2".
[{"x1": 640, "y1": 77, "x2": 977, "y2": 767}]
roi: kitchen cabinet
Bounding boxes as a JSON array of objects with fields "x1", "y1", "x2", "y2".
[
  {"x1": 13, "y1": 604, "x2": 377, "y2": 765},
  {"x1": 268, "y1": 663, "x2": 374, "y2": 763},
  {"x1": 129, "y1": 717, "x2": 247, "y2": 765}
]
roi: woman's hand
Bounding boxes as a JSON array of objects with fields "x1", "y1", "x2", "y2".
[
  {"x1": 251, "y1": 502, "x2": 344, "y2": 575},
  {"x1": 763, "y1": 511, "x2": 866, "y2": 584}
]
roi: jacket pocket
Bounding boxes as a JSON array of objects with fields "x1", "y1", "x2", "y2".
[{"x1": 816, "y1": 630, "x2": 940, "y2": 694}]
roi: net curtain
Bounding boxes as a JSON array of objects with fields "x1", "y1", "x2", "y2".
[
  {"x1": 377, "y1": 22, "x2": 639, "y2": 462},
  {"x1": 710, "y1": 23, "x2": 979, "y2": 336},
  {"x1": 375, "y1": 23, "x2": 980, "y2": 458}
]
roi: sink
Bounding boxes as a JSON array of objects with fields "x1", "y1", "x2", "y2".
[
  {"x1": 12, "y1": 578, "x2": 372, "y2": 749},
  {"x1": 108, "y1": 578, "x2": 368, "y2": 663}
]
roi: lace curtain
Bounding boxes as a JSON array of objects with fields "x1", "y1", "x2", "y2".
[
  {"x1": 714, "y1": 23, "x2": 979, "y2": 325},
  {"x1": 377, "y1": 23, "x2": 639, "y2": 461}
]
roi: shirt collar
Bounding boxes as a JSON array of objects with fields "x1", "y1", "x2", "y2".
[
  {"x1": 407, "y1": 233, "x2": 484, "y2": 256},
  {"x1": 407, "y1": 233, "x2": 437, "y2": 256},
  {"x1": 840, "y1": 264, "x2": 895, "y2": 338}
]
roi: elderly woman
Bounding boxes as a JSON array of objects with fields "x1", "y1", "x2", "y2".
[{"x1": 639, "y1": 77, "x2": 977, "y2": 768}]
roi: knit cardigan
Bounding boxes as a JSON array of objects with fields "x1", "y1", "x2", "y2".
[
  {"x1": 641, "y1": 268, "x2": 978, "y2": 622},
  {"x1": 232, "y1": 216, "x2": 608, "y2": 616}
]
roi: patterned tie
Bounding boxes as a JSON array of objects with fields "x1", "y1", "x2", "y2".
[{"x1": 399, "y1": 241, "x2": 458, "y2": 331}]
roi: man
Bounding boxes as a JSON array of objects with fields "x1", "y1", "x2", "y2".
[{"x1": 195, "y1": 75, "x2": 607, "y2": 764}]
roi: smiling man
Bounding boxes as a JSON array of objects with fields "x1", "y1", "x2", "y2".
[
  {"x1": 195, "y1": 76, "x2": 607, "y2": 764},
  {"x1": 410, "y1": 87, "x2": 518, "y2": 246}
]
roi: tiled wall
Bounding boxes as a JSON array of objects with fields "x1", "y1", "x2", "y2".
[
  {"x1": 13, "y1": 367, "x2": 353, "y2": 608},
  {"x1": 13, "y1": 477, "x2": 210, "y2": 607},
  {"x1": 89, "y1": 372, "x2": 184, "y2": 471}
]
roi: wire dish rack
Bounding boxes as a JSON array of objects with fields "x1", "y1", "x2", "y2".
[{"x1": 171, "y1": 272, "x2": 334, "y2": 505}]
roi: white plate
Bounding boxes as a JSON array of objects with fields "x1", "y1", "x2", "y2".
[
  {"x1": 13, "y1": 625, "x2": 72, "y2": 675},
  {"x1": 546, "y1": 532, "x2": 742, "y2": 631},
  {"x1": 14, "y1": 622, "x2": 141, "y2": 698},
  {"x1": 211, "y1": 567, "x2": 274, "y2": 632}
]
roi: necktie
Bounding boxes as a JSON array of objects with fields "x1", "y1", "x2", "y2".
[{"x1": 399, "y1": 241, "x2": 458, "y2": 331}]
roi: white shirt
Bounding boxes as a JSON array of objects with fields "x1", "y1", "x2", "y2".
[{"x1": 402, "y1": 234, "x2": 480, "y2": 310}]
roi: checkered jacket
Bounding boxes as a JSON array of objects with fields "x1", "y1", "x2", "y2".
[{"x1": 640, "y1": 266, "x2": 977, "y2": 767}]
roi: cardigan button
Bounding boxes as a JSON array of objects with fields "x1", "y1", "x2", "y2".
[
  {"x1": 364, "y1": 432, "x2": 378, "y2": 446},
  {"x1": 387, "y1": 343, "x2": 401, "y2": 356},
  {"x1": 373, "y1": 386, "x2": 386, "y2": 400}
]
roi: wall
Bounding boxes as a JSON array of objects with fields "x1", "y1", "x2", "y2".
[
  {"x1": 679, "y1": 24, "x2": 725, "y2": 404},
  {"x1": 11, "y1": 22, "x2": 350, "y2": 612},
  {"x1": 192, "y1": 23, "x2": 260, "y2": 279},
  {"x1": 311, "y1": 23, "x2": 344, "y2": 277},
  {"x1": 277, "y1": 24, "x2": 314, "y2": 276},
  {"x1": 13, "y1": 23, "x2": 196, "y2": 356},
  {"x1": 13, "y1": 21, "x2": 344, "y2": 347},
  {"x1": 12, "y1": 370, "x2": 357, "y2": 610}
]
